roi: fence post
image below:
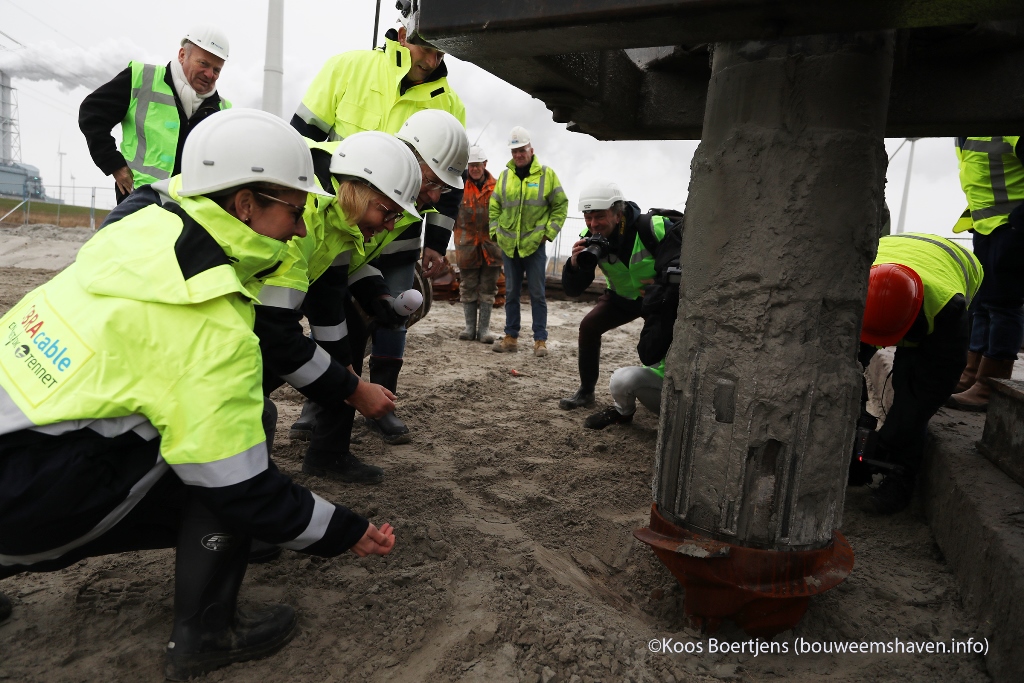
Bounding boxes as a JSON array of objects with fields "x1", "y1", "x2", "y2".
[
  {"x1": 90, "y1": 187, "x2": 96, "y2": 230},
  {"x1": 24, "y1": 197, "x2": 30, "y2": 226}
]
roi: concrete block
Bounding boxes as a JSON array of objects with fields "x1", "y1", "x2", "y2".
[
  {"x1": 977, "y1": 378, "x2": 1024, "y2": 487},
  {"x1": 922, "y1": 411, "x2": 1024, "y2": 683}
]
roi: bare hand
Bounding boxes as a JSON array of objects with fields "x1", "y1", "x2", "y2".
[
  {"x1": 345, "y1": 378, "x2": 397, "y2": 419},
  {"x1": 422, "y1": 247, "x2": 449, "y2": 278},
  {"x1": 569, "y1": 239, "x2": 587, "y2": 267},
  {"x1": 112, "y1": 166, "x2": 134, "y2": 196},
  {"x1": 351, "y1": 522, "x2": 396, "y2": 557}
]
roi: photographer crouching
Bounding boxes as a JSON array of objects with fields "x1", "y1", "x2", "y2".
[{"x1": 559, "y1": 179, "x2": 681, "y2": 411}]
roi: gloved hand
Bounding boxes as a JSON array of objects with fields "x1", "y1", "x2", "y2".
[{"x1": 370, "y1": 296, "x2": 409, "y2": 330}]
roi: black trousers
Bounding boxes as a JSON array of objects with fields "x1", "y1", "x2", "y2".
[{"x1": 577, "y1": 291, "x2": 643, "y2": 391}]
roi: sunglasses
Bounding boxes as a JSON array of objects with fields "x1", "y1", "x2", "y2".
[{"x1": 257, "y1": 192, "x2": 305, "y2": 225}]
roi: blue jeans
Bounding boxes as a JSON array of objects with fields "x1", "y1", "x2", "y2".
[
  {"x1": 968, "y1": 226, "x2": 1024, "y2": 360},
  {"x1": 502, "y1": 247, "x2": 548, "y2": 341},
  {"x1": 370, "y1": 261, "x2": 415, "y2": 358}
]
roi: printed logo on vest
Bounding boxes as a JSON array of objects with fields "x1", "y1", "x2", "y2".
[{"x1": 0, "y1": 292, "x2": 94, "y2": 407}]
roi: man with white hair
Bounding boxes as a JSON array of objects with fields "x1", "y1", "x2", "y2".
[
  {"x1": 489, "y1": 126, "x2": 568, "y2": 357},
  {"x1": 79, "y1": 26, "x2": 231, "y2": 204}
]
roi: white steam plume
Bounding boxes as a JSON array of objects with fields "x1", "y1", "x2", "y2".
[{"x1": 0, "y1": 39, "x2": 156, "y2": 92}]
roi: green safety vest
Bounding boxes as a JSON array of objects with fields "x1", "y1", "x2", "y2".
[
  {"x1": 955, "y1": 136, "x2": 1024, "y2": 235},
  {"x1": 583, "y1": 214, "x2": 668, "y2": 300},
  {"x1": 874, "y1": 233, "x2": 983, "y2": 336},
  {"x1": 120, "y1": 61, "x2": 231, "y2": 187},
  {"x1": 0, "y1": 197, "x2": 286, "y2": 472},
  {"x1": 488, "y1": 156, "x2": 569, "y2": 258},
  {"x1": 648, "y1": 359, "x2": 665, "y2": 379},
  {"x1": 295, "y1": 38, "x2": 466, "y2": 140}
]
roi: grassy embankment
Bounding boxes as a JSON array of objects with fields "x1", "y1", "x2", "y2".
[{"x1": 0, "y1": 198, "x2": 109, "y2": 229}]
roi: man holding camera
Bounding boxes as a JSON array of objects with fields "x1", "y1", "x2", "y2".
[{"x1": 560, "y1": 180, "x2": 681, "y2": 410}]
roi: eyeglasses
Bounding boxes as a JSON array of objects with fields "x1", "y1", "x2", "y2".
[
  {"x1": 257, "y1": 192, "x2": 305, "y2": 225},
  {"x1": 421, "y1": 178, "x2": 452, "y2": 194},
  {"x1": 376, "y1": 203, "x2": 405, "y2": 224}
]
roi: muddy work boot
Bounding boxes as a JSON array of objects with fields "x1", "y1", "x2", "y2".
[
  {"x1": 492, "y1": 334, "x2": 518, "y2": 353},
  {"x1": 954, "y1": 351, "x2": 981, "y2": 392},
  {"x1": 946, "y1": 357, "x2": 1015, "y2": 412},
  {"x1": 477, "y1": 304, "x2": 497, "y2": 344},
  {"x1": 533, "y1": 340, "x2": 549, "y2": 357},
  {"x1": 302, "y1": 449, "x2": 384, "y2": 485},
  {"x1": 459, "y1": 303, "x2": 478, "y2": 340},
  {"x1": 288, "y1": 400, "x2": 319, "y2": 442},
  {"x1": 584, "y1": 406, "x2": 634, "y2": 430},
  {"x1": 164, "y1": 501, "x2": 297, "y2": 681},
  {"x1": 559, "y1": 387, "x2": 595, "y2": 410},
  {"x1": 0, "y1": 592, "x2": 11, "y2": 624}
]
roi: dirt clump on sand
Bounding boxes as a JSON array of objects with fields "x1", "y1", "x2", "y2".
[{"x1": 0, "y1": 248, "x2": 991, "y2": 682}]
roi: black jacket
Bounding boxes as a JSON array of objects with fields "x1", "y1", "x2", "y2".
[{"x1": 79, "y1": 62, "x2": 226, "y2": 180}]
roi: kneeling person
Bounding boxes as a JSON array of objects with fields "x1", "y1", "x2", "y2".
[
  {"x1": 0, "y1": 110, "x2": 396, "y2": 679},
  {"x1": 561, "y1": 180, "x2": 680, "y2": 410}
]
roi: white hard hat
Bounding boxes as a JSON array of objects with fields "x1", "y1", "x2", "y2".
[
  {"x1": 578, "y1": 179, "x2": 625, "y2": 212},
  {"x1": 178, "y1": 109, "x2": 331, "y2": 198},
  {"x1": 395, "y1": 109, "x2": 469, "y2": 189},
  {"x1": 507, "y1": 126, "x2": 531, "y2": 149},
  {"x1": 468, "y1": 146, "x2": 487, "y2": 164},
  {"x1": 182, "y1": 26, "x2": 230, "y2": 61},
  {"x1": 329, "y1": 131, "x2": 422, "y2": 219}
]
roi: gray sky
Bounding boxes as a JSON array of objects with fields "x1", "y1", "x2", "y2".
[{"x1": 0, "y1": 0, "x2": 968, "y2": 243}]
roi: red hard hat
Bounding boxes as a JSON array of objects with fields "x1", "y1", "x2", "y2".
[{"x1": 861, "y1": 263, "x2": 924, "y2": 347}]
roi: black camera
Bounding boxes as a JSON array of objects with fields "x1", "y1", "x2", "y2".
[{"x1": 576, "y1": 235, "x2": 611, "y2": 269}]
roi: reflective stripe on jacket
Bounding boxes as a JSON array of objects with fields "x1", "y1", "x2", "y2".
[
  {"x1": 586, "y1": 214, "x2": 668, "y2": 300},
  {"x1": 955, "y1": 136, "x2": 1024, "y2": 235},
  {"x1": 294, "y1": 38, "x2": 466, "y2": 140},
  {"x1": 875, "y1": 233, "x2": 983, "y2": 336},
  {"x1": 120, "y1": 61, "x2": 230, "y2": 187},
  {"x1": 455, "y1": 171, "x2": 502, "y2": 269},
  {"x1": 489, "y1": 156, "x2": 568, "y2": 258}
]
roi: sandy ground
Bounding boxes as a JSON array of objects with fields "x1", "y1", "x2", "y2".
[{"x1": 0, "y1": 228, "x2": 993, "y2": 682}]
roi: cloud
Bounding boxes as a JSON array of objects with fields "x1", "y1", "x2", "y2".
[{"x1": 0, "y1": 39, "x2": 154, "y2": 92}]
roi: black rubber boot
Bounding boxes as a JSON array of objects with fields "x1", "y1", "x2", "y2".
[
  {"x1": 248, "y1": 540, "x2": 282, "y2": 564},
  {"x1": 559, "y1": 387, "x2": 596, "y2": 410},
  {"x1": 164, "y1": 500, "x2": 297, "y2": 681},
  {"x1": 288, "y1": 399, "x2": 319, "y2": 442},
  {"x1": 0, "y1": 592, "x2": 11, "y2": 623},
  {"x1": 366, "y1": 356, "x2": 411, "y2": 445},
  {"x1": 302, "y1": 449, "x2": 384, "y2": 485}
]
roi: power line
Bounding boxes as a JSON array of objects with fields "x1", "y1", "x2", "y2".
[
  {"x1": 11, "y1": 83, "x2": 75, "y2": 116},
  {"x1": 0, "y1": 28, "x2": 25, "y2": 47},
  {"x1": 2, "y1": 0, "x2": 90, "y2": 50}
]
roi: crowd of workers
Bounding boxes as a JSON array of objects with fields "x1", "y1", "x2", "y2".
[{"x1": 0, "y1": 11, "x2": 1020, "y2": 679}]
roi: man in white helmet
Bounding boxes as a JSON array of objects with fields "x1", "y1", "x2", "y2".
[
  {"x1": 0, "y1": 110, "x2": 396, "y2": 679},
  {"x1": 489, "y1": 126, "x2": 568, "y2": 356},
  {"x1": 560, "y1": 179, "x2": 682, "y2": 412},
  {"x1": 80, "y1": 26, "x2": 232, "y2": 204},
  {"x1": 454, "y1": 145, "x2": 502, "y2": 342}
]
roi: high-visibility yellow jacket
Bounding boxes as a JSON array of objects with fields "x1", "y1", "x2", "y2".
[
  {"x1": 0, "y1": 198, "x2": 283, "y2": 471},
  {"x1": 121, "y1": 61, "x2": 230, "y2": 186},
  {"x1": 955, "y1": 136, "x2": 1024, "y2": 235},
  {"x1": 489, "y1": 156, "x2": 568, "y2": 258},
  {"x1": 293, "y1": 37, "x2": 465, "y2": 141},
  {"x1": 875, "y1": 233, "x2": 983, "y2": 336}
]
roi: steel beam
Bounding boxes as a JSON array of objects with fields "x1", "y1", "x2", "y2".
[{"x1": 420, "y1": 0, "x2": 1024, "y2": 59}]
